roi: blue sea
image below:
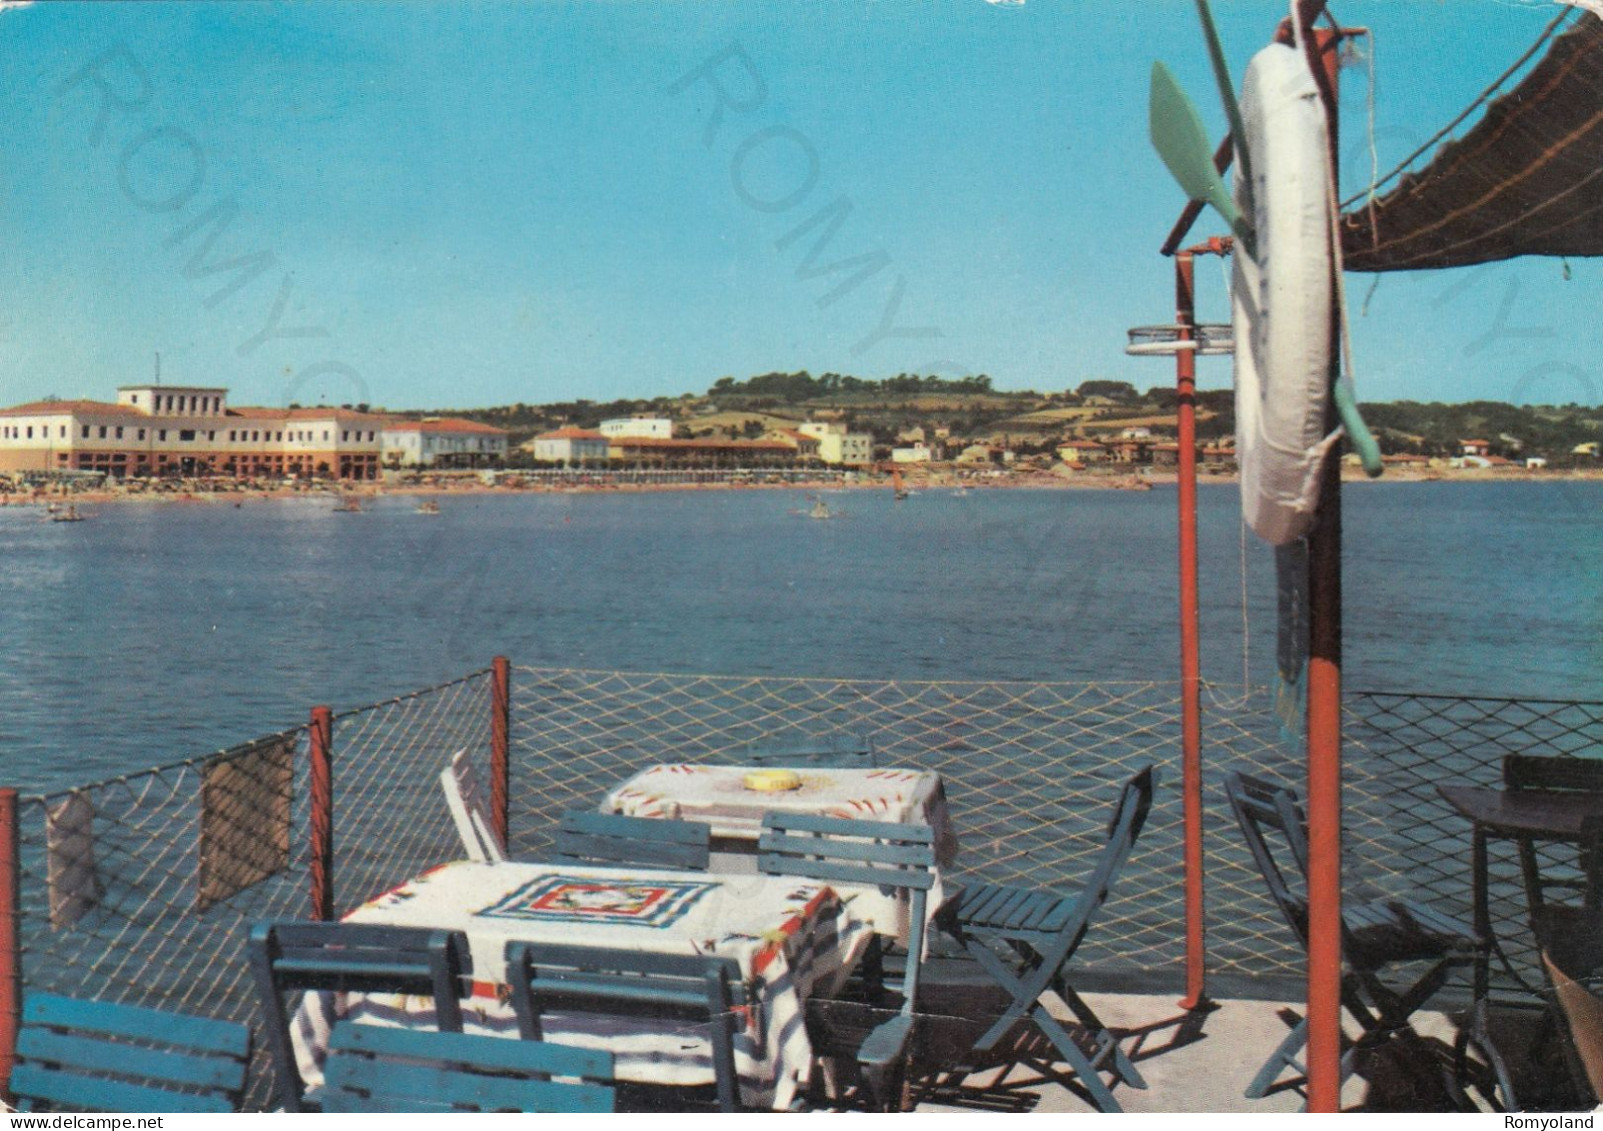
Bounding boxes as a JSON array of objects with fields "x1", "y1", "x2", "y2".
[{"x1": 1, "y1": 481, "x2": 1598, "y2": 793}]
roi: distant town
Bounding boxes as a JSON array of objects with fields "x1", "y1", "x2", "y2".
[{"x1": 0, "y1": 374, "x2": 1598, "y2": 485}]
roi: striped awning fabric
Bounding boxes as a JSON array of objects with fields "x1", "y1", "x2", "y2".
[{"x1": 1340, "y1": 10, "x2": 1603, "y2": 272}]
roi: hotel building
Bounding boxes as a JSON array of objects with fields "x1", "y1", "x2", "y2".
[{"x1": 0, "y1": 385, "x2": 503, "y2": 480}]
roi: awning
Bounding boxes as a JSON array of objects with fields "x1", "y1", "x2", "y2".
[{"x1": 1340, "y1": 10, "x2": 1603, "y2": 272}]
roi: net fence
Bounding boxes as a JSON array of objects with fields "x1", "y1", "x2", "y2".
[
  {"x1": 5, "y1": 665, "x2": 1598, "y2": 1109},
  {"x1": 10, "y1": 667, "x2": 492, "y2": 1110}
]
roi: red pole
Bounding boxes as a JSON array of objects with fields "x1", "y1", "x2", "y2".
[
  {"x1": 308, "y1": 706, "x2": 334, "y2": 922},
  {"x1": 1296, "y1": 17, "x2": 1346, "y2": 1114},
  {"x1": 490, "y1": 657, "x2": 510, "y2": 852},
  {"x1": 1174, "y1": 251, "x2": 1208, "y2": 1011},
  {"x1": 0, "y1": 789, "x2": 19, "y2": 1101}
]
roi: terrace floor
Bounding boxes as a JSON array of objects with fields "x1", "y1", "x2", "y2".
[{"x1": 896, "y1": 985, "x2": 1596, "y2": 1115}]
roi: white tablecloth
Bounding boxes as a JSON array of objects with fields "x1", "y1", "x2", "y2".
[
  {"x1": 605, "y1": 764, "x2": 959, "y2": 867},
  {"x1": 290, "y1": 860, "x2": 871, "y2": 1110}
]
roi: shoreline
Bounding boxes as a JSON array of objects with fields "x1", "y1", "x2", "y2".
[{"x1": 2, "y1": 465, "x2": 1599, "y2": 509}]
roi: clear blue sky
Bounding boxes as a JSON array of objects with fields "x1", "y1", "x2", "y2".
[{"x1": 1, "y1": 0, "x2": 1595, "y2": 411}]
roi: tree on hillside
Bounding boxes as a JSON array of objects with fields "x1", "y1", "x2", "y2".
[{"x1": 1076, "y1": 380, "x2": 1138, "y2": 403}]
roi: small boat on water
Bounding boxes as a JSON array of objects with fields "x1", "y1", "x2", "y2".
[
  {"x1": 892, "y1": 467, "x2": 910, "y2": 501},
  {"x1": 416, "y1": 499, "x2": 441, "y2": 515},
  {"x1": 807, "y1": 498, "x2": 833, "y2": 520},
  {"x1": 332, "y1": 496, "x2": 363, "y2": 513},
  {"x1": 49, "y1": 504, "x2": 86, "y2": 523}
]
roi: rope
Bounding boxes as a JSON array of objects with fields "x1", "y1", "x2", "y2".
[{"x1": 1337, "y1": 6, "x2": 1580, "y2": 209}]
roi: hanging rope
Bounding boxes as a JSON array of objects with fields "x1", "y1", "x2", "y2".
[{"x1": 1337, "y1": 6, "x2": 1580, "y2": 209}]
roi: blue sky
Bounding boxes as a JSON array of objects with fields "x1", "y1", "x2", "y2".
[{"x1": 1, "y1": 0, "x2": 1594, "y2": 411}]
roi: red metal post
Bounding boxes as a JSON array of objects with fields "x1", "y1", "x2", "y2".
[
  {"x1": 1174, "y1": 252, "x2": 1208, "y2": 1011},
  {"x1": 1301, "y1": 18, "x2": 1347, "y2": 1114},
  {"x1": 308, "y1": 706, "x2": 334, "y2": 922},
  {"x1": 0, "y1": 789, "x2": 19, "y2": 1101},
  {"x1": 490, "y1": 656, "x2": 511, "y2": 852}
]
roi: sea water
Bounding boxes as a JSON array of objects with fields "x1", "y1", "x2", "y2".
[{"x1": 1, "y1": 481, "x2": 1597, "y2": 793}]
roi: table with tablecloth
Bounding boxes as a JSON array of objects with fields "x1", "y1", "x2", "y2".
[
  {"x1": 290, "y1": 860, "x2": 873, "y2": 1109},
  {"x1": 605, "y1": 764, "x2": 959, "y2": 867}
]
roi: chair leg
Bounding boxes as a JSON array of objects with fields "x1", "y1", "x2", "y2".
[
  {"x1": 1246, "y1": 1016, "x2": 1309, "y2": 1100},
  {"x1": 1030, "y1": 1006, "x2": 1126, "y2": 1113},
  {"x1": 1055, "y1": 982, "x2": 1146, "y2": 1090}
]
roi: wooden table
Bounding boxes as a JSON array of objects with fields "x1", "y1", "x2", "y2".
[
  {"x1": 290, "y1": 860, "x2": 872, "y2": 1110},
  {"x1": 1438, "y1": 783, "x2": 1603, "y2": 998}
]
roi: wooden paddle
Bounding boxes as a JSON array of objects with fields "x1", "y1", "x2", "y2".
[{"x1": 1149, "y1": 61, "x2": 1256, "y2": 259}]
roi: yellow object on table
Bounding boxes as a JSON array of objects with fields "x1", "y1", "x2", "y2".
[{"x1": 743, "y1": 769, "x2": 802, "y2": 792}]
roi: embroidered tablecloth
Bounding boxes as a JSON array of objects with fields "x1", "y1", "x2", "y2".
[
  {"x1": 290, "y1": 860, "x2": 870, "y2": 1109},
  {"x1": 605, "y1": 765, "x2": 959, "y2": 866}
]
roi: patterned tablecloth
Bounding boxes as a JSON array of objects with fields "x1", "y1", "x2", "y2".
[
  {"x1": 290, "y1": 860, "x2": 870, "y2": 1110},
  {"x1": 605, "y1": 765, "x2": 960, "y2": 867}
]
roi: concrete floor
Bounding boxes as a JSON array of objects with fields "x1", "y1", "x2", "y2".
[{"x1": 904, "y1": 989, "x2": 1597, "y2": 1114}]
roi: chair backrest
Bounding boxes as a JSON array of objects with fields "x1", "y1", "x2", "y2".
[
  {"x1": 1025, "y1": 764, "x2": 1156, "y2": 965},
  {"x1": 1504, "y1": 756, "x2": 1603, "y2": 911},
  {"x1": 248, "y1": 920, "x2": 472, "y2": 1112},
  {"x1": 10, "y1": 993, "x2": 251, "y2": 1114},
  {"x1": 1504, "y1": 754, "x2": 1603, "y2": 794},
  {"x1": 552, "y1": 810, "x2": 711, "y2": 871},
  {"x1": 758, "y1": 813, "x2": 936, "y2": 1006},
  {"x1": 738, "y1": 731, "x2": 879, "y2": 769},
  {"x1": 1223, "y1": 771, "x2": 1315, "y2": 946},
  {"x1": 506, "y1": 941, "x2": 744, "y2": 1112},
  {"x1": 321, "y1": 1021, "x2": 614, "y2": 1113},
  {"x1": 440, "y1": 748, "x2": 506, "y2": 863}
]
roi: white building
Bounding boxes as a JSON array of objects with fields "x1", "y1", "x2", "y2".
[
  {"x1": 0, "y1": 385, "x2": 388, "y2": 479},
  {"x1": 599, "y1": 416, "x2": 673, "y2": 440},
  {"x1": 798, "y1": 421, "x2": 874, "y2": 466},
  {"x1": 526, "y1": 427, "x2": 610, "y2": 465},
  {"x1": 891, "y1": 443, "x2": 932, "y2": 464},
  {"x1": 380, "y1": 418, "x2": 508, "y2": 468}
]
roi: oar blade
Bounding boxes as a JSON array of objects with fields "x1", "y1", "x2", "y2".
[{"x1": 1149, "y1": 61, "x2": 1218, "y2": 205}]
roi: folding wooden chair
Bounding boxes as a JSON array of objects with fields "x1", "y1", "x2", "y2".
[
  {"x1": 321, "y1": 1022, "x2": 615, "y2": 1112},
  {"x1": 758, "y1": 812, "x2": 937, "y2": 1110},
  {"x1": 1224, "y1": 770, "x2": 1506, "y2": 1106},
  {"x1": 505, "y1": 940, "x2": 744, "y2": 1111},
  {"x1": 738, "y1": 731, "x2": 879, "y2": 769},
  {"x1": 1536, "y1": 905, "x2": 1603, "y2": 1108},
  {"x1": 9, "y1": 993, "x2": 252, "y2": 1114},
  {"x1": 439, "y1": 747, "x2": 506, "y2": 863},
  {"x1": 551, "y1": 810, "x2": 711, "y2": 871},
  {"x1": 248, "y1": 920, "x2": 472, "y2": 1111},
  {"x1": 932, "y1": 764, "x2": 1155, "y2": 1113}
]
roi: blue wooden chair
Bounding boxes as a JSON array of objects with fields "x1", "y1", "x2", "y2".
[
  {"x1": 1224, "y1": 770, "x2": 1507, "y2": 1107},
  {"x1": 758, "y1": 812, "x2": 937, "y2": 1110},
  {"x1": 10, "y1": 993, "x2": 251, "y2": 1114},
  {"x1": 738, "y1": 731, "x2": 878, "y2": 769},
  {"x1": 505, "y1": 940, "x2": 745, "y2": 1111},
  {"x1": 320, "y1": 1022, "x2": 614, "y2": 1112},
  {"x1": 552, "y1": 810, "x2": 711, "y2": 871},
  {"x1": 932, "y1": 764, "x2": 1155, "y2": 1113},
  {"x1": 248, "y1": 920, "x2": 472, "y2": 1111}
]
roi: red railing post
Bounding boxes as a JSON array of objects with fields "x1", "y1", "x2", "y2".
[
  {"x1": 490, "y1": 657, "x2": 510, "y2": 852},
  {"x1": 0, "y1": 788, "x2": 19, "y2": 1101},
  {"x1": 1299, "y1": 17, "x2": 1347, "y2": 1114},
  {"x1": 308, "y1": 706, "x2": 334, "y2": 922},
  {"x1": 1174, "y1": 251, "x2": 1209, "y2": 1011}
]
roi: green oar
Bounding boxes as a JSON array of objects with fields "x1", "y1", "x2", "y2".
[
  {"x1": 1194, "y1": 0, "x2": 1252, "y2": 197},
  {"x1": 1149, "y1": 61, "x2": 1256, "y2": 260},
  {"x1": 1334, "y1": 380, "x2": 1384, "y2": 477}
]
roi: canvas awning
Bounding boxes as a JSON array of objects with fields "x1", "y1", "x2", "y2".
[{"x1": 1340, "y1": 9, "x2": 1603, "y2": 272}]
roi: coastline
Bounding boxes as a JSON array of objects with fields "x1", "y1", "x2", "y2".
[{"x1": 2, "y1": 464, "x2": 1598, "y2": 509}]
